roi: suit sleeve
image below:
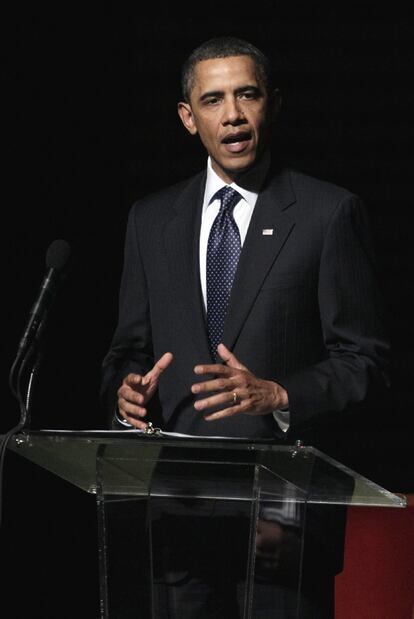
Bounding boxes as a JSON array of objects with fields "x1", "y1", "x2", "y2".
[
  {"x1": 281, "y1": 195, "x2": 390, "y2": 430},
  {"x1": 100, "y1": 205, "x2": 155, "y2": 422}
]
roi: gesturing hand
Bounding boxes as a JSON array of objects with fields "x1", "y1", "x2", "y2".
[
  {"x1": 117, "y1": 352, "x2": 173, "y2": 429},
  {"x1": 191, "y1": 343, "x2": 288, "y2": 421}
]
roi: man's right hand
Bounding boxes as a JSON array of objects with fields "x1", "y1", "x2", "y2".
[{"x1": 117, "y1": 352, "x2": 173, "y2": 429}]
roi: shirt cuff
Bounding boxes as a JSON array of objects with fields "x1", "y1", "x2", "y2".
[
  {"x1": 114, "y1": 408, "x2": 134, "y2": 428},
  {"x1": 272, "y1": 409, "x2": 290, "y2": 433}
]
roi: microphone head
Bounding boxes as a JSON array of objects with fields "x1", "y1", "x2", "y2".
[{"x1": 46, "y1": 239, "x2": 71, "y2": 271}]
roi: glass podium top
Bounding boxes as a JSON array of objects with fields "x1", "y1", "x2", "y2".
[{"x1": 7, "y1": 429, "x2": 406, "y2": 508}]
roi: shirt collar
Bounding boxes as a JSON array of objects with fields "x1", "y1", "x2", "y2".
[{"x1": 203, "y1": 151, "x2": 271, "y2": 211}]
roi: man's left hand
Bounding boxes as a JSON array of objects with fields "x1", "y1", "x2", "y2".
[{"x1": 191, "y1": 343, "x2": 289, "y2": 420}]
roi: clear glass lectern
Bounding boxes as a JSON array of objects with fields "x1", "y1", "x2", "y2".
[{"x1": 7, "y1": 430, "x2": 406, "y2": 618}]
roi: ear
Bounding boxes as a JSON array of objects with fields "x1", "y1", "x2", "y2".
[
  {"x1": 268, "y1": 89, "x2": 282, "y2": 123},
  {"x1": 177, "y1": 101, "x2": 198, "y2": 135}
]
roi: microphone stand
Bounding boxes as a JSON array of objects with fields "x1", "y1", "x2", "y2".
[
  {"x1": 9, "y1": 312, "x2": 48, "y2": 427},
  {"x1": 15, "y1": 342, "x2": 44, "y2": 429},
  {"x1": 0, "y1": 321, "x2": 46, "y2": 527}
]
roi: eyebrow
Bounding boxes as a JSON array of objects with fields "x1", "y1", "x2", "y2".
[{"x1": 198, "y1": 85, "x2": 262, "y2": 103}]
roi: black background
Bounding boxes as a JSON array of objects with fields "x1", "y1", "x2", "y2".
[{"x1": 2, "y1": 4, "x2": 413, "y2": 617}]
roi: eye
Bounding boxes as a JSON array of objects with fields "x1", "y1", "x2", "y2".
[
  {"x1": 203, "y1": 96, "x2": 222, "y2": 106},
  {"x1": 239, "y1": 89, "x2": 259, "y2": 100}
]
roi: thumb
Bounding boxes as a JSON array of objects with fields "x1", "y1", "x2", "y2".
[{"x1": 217, "y1": 343, "x2": 247, "y2": 371}]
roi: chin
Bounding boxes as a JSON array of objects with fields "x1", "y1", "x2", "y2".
[{"x1": 225, "y1": 156, "x2": 257, "y2": 176}]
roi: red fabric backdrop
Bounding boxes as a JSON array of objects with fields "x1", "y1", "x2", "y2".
[{"x1": 335, "y1": 496, "x2": 414, "y2": 619}]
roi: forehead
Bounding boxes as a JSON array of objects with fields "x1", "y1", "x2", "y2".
[{"x1": 191, "y1": 55, "x2": 261, "y2": 96}]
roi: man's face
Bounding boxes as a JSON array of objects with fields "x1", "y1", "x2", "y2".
[{"x1": 178, "y1": 55, "x2": 278, "y2": 183}]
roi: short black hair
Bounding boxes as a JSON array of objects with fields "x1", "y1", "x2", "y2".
[{"x1": 181, "y1": 36, "x2": 275, "y2": 103}]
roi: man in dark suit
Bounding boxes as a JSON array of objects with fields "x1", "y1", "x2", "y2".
[{"x1": 101, "y1": 36, "x2": 389, "y2": 618}]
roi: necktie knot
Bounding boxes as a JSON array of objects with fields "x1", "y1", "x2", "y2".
[{"x1": 212, "y1": 186, "x2": 242, "y2": 214}]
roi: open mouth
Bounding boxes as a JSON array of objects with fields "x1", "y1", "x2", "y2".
[{"x1": 221, "y1": 131, "x2": 252, "y2": 145}]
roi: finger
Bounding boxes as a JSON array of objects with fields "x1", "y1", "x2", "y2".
[
  {"x1": 193, "y1": 362, "x2": 235, "y2": 377},
  {"x1": 118, "y1": 384, "x2": 146, "y2": 406},
  {"x1": 118, "y1": 393, "x2": 149, "y2": 429},
  {"x1": 204, "y1": 404, "x2": 243, "y2": 421},
  {"x1": 121, "y1": 413, "x2": 149, "y2": 431},
  {"x1": 191, "y1": 375, "x2": 237, "y2": 395},
  {"x1": 118, "y1": 396, "x2": 148, "y2": 419},
  {"x1": 194, "y1": 389, "x2": 245, "y2": 412},
  {"x1": 217, "y1": 343, "x2": 248, "y2": 371},
  {"x1": 124, "y1": 373, "x2": 144, "y2": 389},
  {"x1": 143, "y1": 352, "x2": 174, "y2": 385}
]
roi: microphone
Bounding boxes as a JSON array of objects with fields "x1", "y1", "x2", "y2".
[{"x1": 17, "y1": 239, "x2": 71, "y2": 354}]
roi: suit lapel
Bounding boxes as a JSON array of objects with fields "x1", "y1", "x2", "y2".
[
  {"x1": 223, "y1": 167, "x2": 297, "y2": 350},
  {"x1": 162, "y1": 172, "x2": 212, "y2": 357}
]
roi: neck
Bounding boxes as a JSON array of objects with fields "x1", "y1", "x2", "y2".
[{"x1": 210, "y1": 150, "x2": 271, "y2": 191}]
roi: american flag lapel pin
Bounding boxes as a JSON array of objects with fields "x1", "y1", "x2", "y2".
[{"x1": 262, "y1": 228, "x2": 274, "y2": 236}]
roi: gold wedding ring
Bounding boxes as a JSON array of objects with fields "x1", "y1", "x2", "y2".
[{"x1": 232, "y1": 392, "x2": 238, "y2": 406}]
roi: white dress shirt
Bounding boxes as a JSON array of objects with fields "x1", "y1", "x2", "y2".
[{"x1": 200, "y1": 156, "x2": 290, "y2": 433}]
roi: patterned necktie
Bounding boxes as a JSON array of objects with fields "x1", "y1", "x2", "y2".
[{"x1": 206, "y1": 186, "x2": 242, "y2": 360}]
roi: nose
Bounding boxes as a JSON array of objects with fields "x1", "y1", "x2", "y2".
[{"x1": 222, "y1": 96, "x2": 244, "y2": 125}]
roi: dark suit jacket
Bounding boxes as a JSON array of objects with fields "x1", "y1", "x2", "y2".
[{"x1": 101, "y1": 160, "x2": 389, "y2": 444}]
